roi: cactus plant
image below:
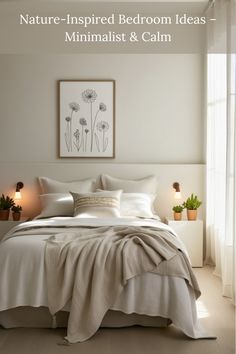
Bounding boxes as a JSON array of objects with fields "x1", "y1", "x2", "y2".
[
  {"x1": 182, "y1": 194, "x2": 202, "y2": 210},
  {"x1": 183, "y1": 194, "x2": 202, "y2": 221}
]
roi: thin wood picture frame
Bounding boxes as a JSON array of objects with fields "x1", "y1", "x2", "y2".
[{"x1": 59, "y1": 80, "x2": 115, "y2": 158}]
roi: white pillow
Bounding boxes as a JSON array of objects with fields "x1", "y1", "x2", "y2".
[
  {"x1": 37, "y1": 193, "x2": 73, "y2": 219},
  {"x1": 71, "y1": 190, "x2": 122, "y2": 218},
  {"x1": 38, "y1": 177, "x2": 96, "y2": 194},
  {"x1": 96, "y1": 189, "x2": 155, "y2": 218},
  {"x1": 121, "y1": 193, "x2": 155, "y2": 218},
  {"x1": 101, "y1": 174, "x2": 157, "y2": 194}
]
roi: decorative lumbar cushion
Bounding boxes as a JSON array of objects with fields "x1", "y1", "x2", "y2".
[
  {"x1": 37, "y1": 193, "x2": 74, "y2": 219},
  {"x1": 101, "y1": 174, "x2": 158, "y2": 194},
  {"x1": 38, "y1": 177, "x2": 96, "y2": 194},
  {"x1": 71, "y1": 190, "x2": 122, "y2": 218}
]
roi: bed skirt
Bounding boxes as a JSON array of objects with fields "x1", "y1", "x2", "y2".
[{"x1": 0, "y1": 307, "x2": 171, "y2": 329}]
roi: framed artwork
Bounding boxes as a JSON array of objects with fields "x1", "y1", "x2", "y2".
[{"x1": 59, "y1": 80, "x2": 115, "y2": 158}]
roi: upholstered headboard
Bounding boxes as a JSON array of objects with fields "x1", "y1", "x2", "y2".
[{"x1": 0, "y1": 163, "x2": 205, "y2": 221}]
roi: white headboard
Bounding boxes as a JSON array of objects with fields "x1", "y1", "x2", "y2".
[{"x1": 0, "y1": 163, "x2": 205, "y2": 221}]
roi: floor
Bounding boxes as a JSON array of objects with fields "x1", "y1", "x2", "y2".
[{"x1": 0, "y1": 267, "x2": 235, "y2": 354}]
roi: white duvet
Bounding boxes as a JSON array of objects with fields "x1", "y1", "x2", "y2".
[{"x1": 0, "y1": 217, "x2": 213, "y2": 339}]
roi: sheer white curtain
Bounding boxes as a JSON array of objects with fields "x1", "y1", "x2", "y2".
[{"x1": 206, "y1": 0, "x2": 236, "y2": 302}]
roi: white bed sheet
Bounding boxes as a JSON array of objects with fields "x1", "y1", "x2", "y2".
[{"x1": 0, "y1": 217, "x2": 211, "y2": 338}]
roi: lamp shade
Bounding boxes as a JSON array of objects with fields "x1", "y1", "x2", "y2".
[
  {"x1": 14, "y1": 181, "x2": 24, "y2": 200},
  {"x1": 173, "y1": 182, "x2": 181, "y2": 199},
  {"x1": 14, "y1": 191, "x2": 22, "y2": 200},
  {"x1": 174, "y1": 191, "x2": 182, "y2": 199}
]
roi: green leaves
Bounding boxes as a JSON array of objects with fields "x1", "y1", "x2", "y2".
[
  {"x1": 0, "y1": 194, "x2": 15, "y2": 210},
  {"x1": 173, "y1": 194, "x2": 202, "y2": 212},
  {"x1": 172, "y1": 205, "x2": 184, "y2": 213},
  {"x1": 182, "y1": 194, "x2": 202, "y2": 210},
  {"x1": 12, "y1": 205, "x2": 22, "y2": 213}
]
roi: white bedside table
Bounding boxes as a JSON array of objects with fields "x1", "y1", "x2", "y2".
[
  {"x1": 165, "y1": 218, "x2": 203, "y2": 267},
  {"x1": 0, "y1": 217, "x2": 30, "y2": 241}
]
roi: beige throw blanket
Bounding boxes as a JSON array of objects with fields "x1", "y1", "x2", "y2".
[{"x1": 45, "y1": 225, "x2": 200, "y2": 343}]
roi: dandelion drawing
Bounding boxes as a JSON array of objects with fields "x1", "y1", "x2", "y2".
[
  {"x1": 94, "y1": 132, "x2": 100, "y2": 152},
  {"x1": 60, "y1": 81, "x2": 114, "y2": 157},
  {"x1": 64, "y1": 116, "x2": 71, "y2": 152},
  {"x1": 79, "y1": 118, "x2": 87, "y2": 152},
  {"x1": 97, "y1": 121, "x2": 109, "y2": 152},
  {"x1": 69, "y1": 102, "x2": 80, "y2": 112},
  {"x1": 85, "y1": 129, "x2": 89, "y2": 152},
  {"x1": 90, "y1": 102, "x2": 107, "y2": 151},
  {"x1": 82, "y1": 89, "x2": 98, "y2": 152},
  {"x1": 82, "y1": 90, "x2": 97, "y2": 103},
  {"x1": 99, "y1": 103, "x2": 107, "y2": 112},
  {"x1": 73, "y1": 129, "x2": 80, "y2": 151},
  {"x1": 64, "y1": 102, "x2": 80, "y2": 152}
]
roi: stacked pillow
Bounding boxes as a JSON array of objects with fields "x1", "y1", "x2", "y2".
[
  {"x1": 37, "y1": 175, "x2": 158, "y2": 219},
  {"x1": 37, "y1": 176, "x2": 96, "y2": 219},
  {"x1": 38, "y1": 176, "x2": 96, "y2": 194},
  {"x1": 119, "y1": 192, "x2": 155, "y2": 218},
  {"x1": 38, "y1": 193, "x2": 74, "y2": 218},
  {"x1": 100, "y1": 174, "x2": 158, "y2": 218},
  {"x1": 101, "y1": 174, "x2": 157, "y2": 194}
]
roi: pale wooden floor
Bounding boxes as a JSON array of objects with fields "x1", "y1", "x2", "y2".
[{"x1": 0, "y1": 267, "x2": 235, "y2": 354}]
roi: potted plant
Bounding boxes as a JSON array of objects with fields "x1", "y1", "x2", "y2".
[
  {"x1": 0, "y1": 194, "x2": 15, "y2": 220},
  {"x1": 172, "y1": 205, "x2": 184, "y2": 221},
  {"x1": 183, "y1": 194, "x2": 202, "y2": 221},
  {"x1": 12, "y1": 205, "x2": 22, "y2": 221}
]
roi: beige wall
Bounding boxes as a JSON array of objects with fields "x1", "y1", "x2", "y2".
[{"x1": 0, "y1": 54, "x2": 204, "y2": 164}]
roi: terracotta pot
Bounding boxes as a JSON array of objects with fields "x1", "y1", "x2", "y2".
[
  {"x1": 174, "y1": 212, "x2": 182, "y2": 221},
  {"x1": 12, "y1": 212, "x2": 21, "y2": 221},
  {"x1": 0, "y1": 209, "x2": 10, "y2": 221},
  {"x1": 187, "y1": 209, "x2": 197, "y2": 221}
]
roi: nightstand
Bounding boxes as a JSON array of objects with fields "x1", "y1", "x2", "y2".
[
  {"x1": 0, "y1": 217, "x2": 30, "y2": 241},
  {"x1": 165, "y1": 218, "x2": 203, "y2": 267}
]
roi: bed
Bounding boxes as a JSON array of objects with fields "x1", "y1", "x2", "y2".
[{"x1": 0, "y1": 174, "x2": 212, "y2": 343}]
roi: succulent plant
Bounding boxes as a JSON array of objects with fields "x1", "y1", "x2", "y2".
[
  {"x1": 182, "y1": 194, "x2": 202, "y2": 210},
  {"x1": 172, "y1": 205, "x2": 184, "y2": 213},
  {"x1": 0, "y1": 194, "x2": 15, "y2": 210},
  {"x1": 12, "y1": 205, "x2": 22, "y2": 213}
]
